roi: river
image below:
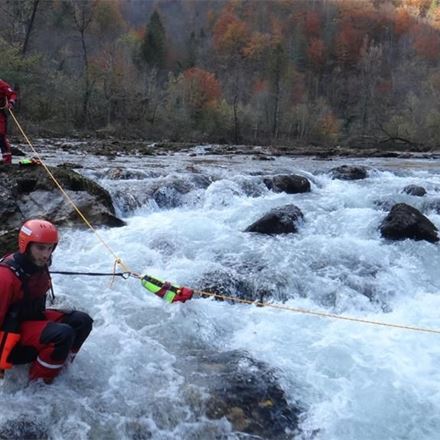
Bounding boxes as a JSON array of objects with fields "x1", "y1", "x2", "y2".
[{"x1": 1, "y1": 142, "x2": 440, "y2": 440}]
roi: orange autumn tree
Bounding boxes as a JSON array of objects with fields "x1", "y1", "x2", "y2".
[
  {"x1": 319, "y1": 111, "x2": 341, "y2": 143},
  {"x1": 308, "y1": 37, "x2": 326, "y2": 70},
  {"x1": 92, "y1": 0, "x2": 125, "y2": 36},
  {"x1": 304, "y1": 10, "x2": 321, "y2": 38},
  {"x1": 394, "y1": 7, "x2": 412, "y2": 35},
  {"x1": 334, "y1": 20, "x2": 364, "y2": 67},
  {"x1": 213, "y1": 9, "x2": 250, "y2": 57},
  {"x1": 182, "y1": 67, "x2": 222, "y2": 115},
  {"x1": 411, "y1": 23, "x2": 440, "y2": 61},
  {"x1": 429, "y1": 5, "x2": 440, "y2": 29},
  {"x1": 403, "y1": 0, "x2": 432, "y2": 16},
  {"x1": 212, "y1": 5, "x2": 252, "y2": 142}
]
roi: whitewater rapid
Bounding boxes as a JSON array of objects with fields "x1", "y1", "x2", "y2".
[{"x1": 2, "y1": 144, "x2": 440, "y2": 439}]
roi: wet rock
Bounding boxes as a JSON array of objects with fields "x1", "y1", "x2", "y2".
[
  {"x1": 191, "y1": 173, "x2": 213, "y2": 189},
  {"x1": 153, "y1": 179, "x2": 194, "y2": 208},
  {"x1": 196, "y1": 269, "x2": 257, "y2": 302},
  {"x1": 123, "y1": 421, "x2": 153, "y2": 439},
  {"x1": 234, "y1": 178, "x2": 266, "y2": 198},
  {"x1": 0, "y1": 190, "x2": 20, "y2": 222},
  {"x1": 0, "y1": 230, "x2": 17, "y2": 257},
  {"x1": 110, "y1": 176, "x2": 201, "y2": 213},
  {"x1": 122, "y1": 175, "x2": 210, "y2": 210},
  {"x1": 0, "y1": 164, "x2": 125, "y2": 253},
  {"x1": 57, "y1": 162, "x2": 83, "y2": 170},
  {"x1": 10, "y1": 145, "x2": 26, "y2": 157},
  {"x1": 402, "y1": 185, "x2": 426, "y2": 197},
  {"x1": 264, "y1": 175, "x2": 311, "y2": 194},
  {"x1": 253, "y1": 155, "x2": 275, "y2": 161},
  {"x1": 380, "y1": 203, "x2": 438, "y2": 243},
  {"x1": 245, "y1": 204, "x2": 304, "y2": 234},
  {"x1": 187, "y1": 350, "x2": 300, "y2": 439},
  {"x1": 0, "y1": 417, "x2": 48, "y2": 440},
  {"x1": 106, "y1": 167, "x2": 149, "y2": 180},
  {"x1": 330, "y1": 165, "x2": 368, "y2": 180}
]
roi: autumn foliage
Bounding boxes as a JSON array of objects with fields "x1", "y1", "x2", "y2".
[
  {"x1": 308, "y1": 38, "x2": 326, "y2": 69},
  {"x1": 411, "y1": 23, "x2": 440, "y2": 61},
  {"x1": 334, "y1": 21, "x2": 364, "y2": 66},
  {"x1": 304, "y1": 10, "x2": 321, "y2": 38},
  {"x1": 395, "y1": 8, "x2": 412, "y2": 35},
  {"x1": 1, "y1": 0, "x2": 440, "y2": 148},
  {"x1": 213, "y1": 11, "x2": 249, "y2": 56},
  {"x1": 183, "y1": 67, "x2": 221, "y2": 110}
]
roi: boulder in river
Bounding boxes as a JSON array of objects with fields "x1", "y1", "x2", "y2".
[
  {"x1": 245, "y1": 204, "x2": 304, "y2": 234},
  {"x1": 330, "y1": 165, "x2": 368, "y2": 180},
  {"x1": 402, "y1": 184, "x2": 426, "y2": 197},
  {"x1": 186, "y1": 349, "x2": 300, "y2": 439},
  {"x1": 380, "y1": 203, "x2": 438, "y2": 243},
  {"x1": 264, "y1": 174, "x2": 311, "y2": 194}
]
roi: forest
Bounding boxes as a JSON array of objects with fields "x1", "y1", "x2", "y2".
[{"x1": 1, "y1": 0, "x2": 440, "y2": 150}]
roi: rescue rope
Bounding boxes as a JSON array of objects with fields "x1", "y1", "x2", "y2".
[
  {"x1": 8, "y1": 109, "x2": 440, "y2": 336},
  {"x1": 192, "y1": 290, "x2": 440, "y2": 335},
  {"x1": 8, "y1": 108, "x2": 141, "y2": 279}
]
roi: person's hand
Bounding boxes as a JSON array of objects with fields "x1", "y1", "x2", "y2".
[
  {"x1": 7, "y1": 100, "x2": 15, "y2": 109},
  {"x1": 172, "y1": 287, "x2": 193, "y2": 303}
]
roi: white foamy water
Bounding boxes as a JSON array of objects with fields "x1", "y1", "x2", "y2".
[{"x1": 2, "y1": 144, "x2": 440, "y2": 439}]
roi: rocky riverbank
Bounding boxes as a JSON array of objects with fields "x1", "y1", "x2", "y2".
[
  {"x1": 11, "y1": 136, "x2": 440, "y2": 161},
  {"x1": 0, "y1": 163, "x2": 125, "y2": 253}
]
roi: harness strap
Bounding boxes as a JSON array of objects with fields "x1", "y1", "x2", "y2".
[{"x1": 50, "y1": 270, "x2": 130, "y2": 278}]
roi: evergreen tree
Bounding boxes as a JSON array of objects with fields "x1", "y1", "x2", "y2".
[{"x1": 142, "y1": 10, "x2": 166, "y2": 68}]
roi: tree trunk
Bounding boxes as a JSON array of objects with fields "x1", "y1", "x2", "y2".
[
  {"x1": 80, "y1": 28, "x2": 90, "y2": 127},
  {"x1": 21, "y1": 0, "x2": 40, "y2": 56},
  {"x1": 272, "y1": 75, "x2": 280, "y2": 139},
  {"x1": 233, "y1": 94, "x2": 240, "y2": 144}
]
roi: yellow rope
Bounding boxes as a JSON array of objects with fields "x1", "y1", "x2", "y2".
[
  {"x1": 194, "y1": 290, "x2": 440, "y2": 335},
  {"x1": 8, "y1": 108, "x2": 140, "y2": 278},
  {"x1": 9, "y1": 109, "x2": 440, "y2": 336}
]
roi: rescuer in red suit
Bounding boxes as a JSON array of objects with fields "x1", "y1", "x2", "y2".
[
  {"x1": 0, "y1": 219, "x2": 93, "y2": 384},
  {"x1": 0, "y1": 79, "x2": 17, "y2": 165}
]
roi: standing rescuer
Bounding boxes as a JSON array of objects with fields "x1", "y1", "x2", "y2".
[
  {"x1": 0, "y1": 219, "x2": 93, "y2": 384},
  {"x1": 0, "y1": 79, "x2": 17, "y2": 165}
]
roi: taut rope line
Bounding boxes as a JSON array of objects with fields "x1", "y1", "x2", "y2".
[
  {"x1": 9, "y1": 109, "x2": 440, "y2": 335},
  {"x1": 192, "y1": 291, "x2": 440, "y2": 335},
  {"x1": 8, "y1": 108, "x2": 140, "y2": 278}
]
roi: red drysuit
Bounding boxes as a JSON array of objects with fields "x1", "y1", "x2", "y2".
[
  {"x1": 0, "y1": 79, "x2": 17, "y2": 164},
  {"x1": 0, "y1": 252, "x2": 93, "y2": 382}
]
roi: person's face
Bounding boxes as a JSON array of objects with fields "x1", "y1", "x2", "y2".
[{"x1": 28, "y1": 242, "x2": 55, "y2": 267}]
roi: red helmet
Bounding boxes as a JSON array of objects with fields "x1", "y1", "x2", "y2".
[{"x1": 18, "y1": 219, "x2": 59, "y2": 254}]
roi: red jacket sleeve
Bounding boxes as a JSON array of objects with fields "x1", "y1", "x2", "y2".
[
  {"x1": 0, "y1": 80, "x2": 17, "y2": 104},
  {"x1": 0, "y1": 266, "x2": 20, "y2": 329}
]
